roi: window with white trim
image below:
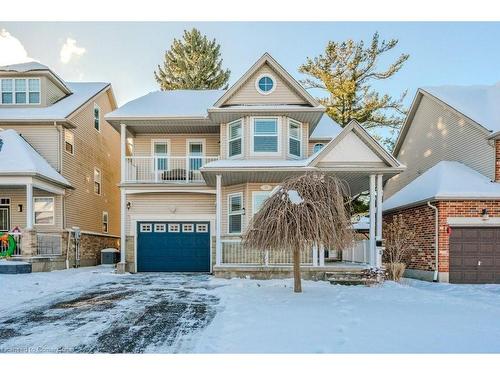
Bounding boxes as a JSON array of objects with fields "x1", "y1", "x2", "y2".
[
  {"x1": 288, "y1": 120, "x2": 302, "y2": 158},
  {"x1": 94, "y1": 103, "x2": 101, "y2": 131},
  {"x1": 140, "y1": 223, "x2": 152, "y2": 232},
  {"x1": 34, "y1": 197, "x2": 54, "y2": 225},
  {"x1": 228, "y1": 193, "x2": 243, "y2": 234},
  {"x1": 168, "y1": 223, "x2": 180, "y2": 232},
  {"x1": 154, "y1": 223, "x2": 166, "y2": 232},
  {"x1": 196, "y1": 224, "x2": 208, "y2": 233},
  {"x1": 64, "y1": 130, "x2": 75, "y2": 155},
  {"x1": 102, "y1": 211, "x2": 109, "y2": 233},
  {"x1": 182, "y1": 223, "x2": 194, "y2": 232},
  {"x1": 94, "y1": 168, "x2": 102, "y2": 195},
  {"x1": 313, "y1": 143, "x2": 325, "y2": 153},
  {"x1": 0, "y1": 78, "x2": 40, "y2": 104},
  {"x1": 252, "y1": 191, "x2": 271, "y2": 215},
  {"x1": 152, "y1": 140, "x2": 169, "y2": 171},
  {"x1": 228, "y1": 120, "x2": 242, "y2": 158},
  {"x1": 253, "y1": 118, "x2": 278, "y2": 153}
]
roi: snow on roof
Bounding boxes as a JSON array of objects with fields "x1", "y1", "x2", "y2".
[
  {"x1": 423, "y1": 83, "x2": 500, "y2": 132},
  {"x1": 0, "y1": 82, "x2": 109, "y2": 121},
  {"x1": 0, "y1": 61, "x2": 51, "y2": 72},
  {"x1": 383, "y1": 161, "x2": 500, "y2": 212},
  {"x1": 106, "y1": 90, "x2": 226, "y2": 119},
  {"x1": 310, "y1": 114, "x2": 343, "y2": 140},
  {"x1": 0, "y1": 129, "x2": 71, "y2": 187}
]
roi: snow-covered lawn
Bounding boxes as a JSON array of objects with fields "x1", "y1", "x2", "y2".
[{"x1": 1, "y1": 267, "x2": 500, "y2": 353}]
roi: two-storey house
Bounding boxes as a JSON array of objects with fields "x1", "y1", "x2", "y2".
[
  {"x1": 0, "y1": 62, "x2": 120, "y2": 271},
  {"x1": 384, "y1": 84, "x2": 500, "y2": 284},
  {"x1": 106, "y1": 53, "x2": 404, "y2": 279}
]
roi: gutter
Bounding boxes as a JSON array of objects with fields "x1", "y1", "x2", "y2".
[{"x1": 427, "y1": 201, "x2": 439, "y2": 282}]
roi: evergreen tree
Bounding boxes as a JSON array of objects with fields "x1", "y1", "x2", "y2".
[
  {"x1": 154, "y1": 28, "x2": 230, "y2": 90},
  {"x1": 299, "y1": 32, "x2": 409, "y2": 148}
]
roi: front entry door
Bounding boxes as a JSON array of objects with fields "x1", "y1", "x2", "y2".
[{"x1": 0, "y1": 206, "x2": 10, "y2": 232}]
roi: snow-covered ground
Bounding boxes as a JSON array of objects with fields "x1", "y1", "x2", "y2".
[{"x1": 1, "y1": 267, "x2": 500, "y2": 353}]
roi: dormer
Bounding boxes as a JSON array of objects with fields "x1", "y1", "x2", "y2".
[{"x1": 0, "y1": 62, "x2": 72, "y2": 107}]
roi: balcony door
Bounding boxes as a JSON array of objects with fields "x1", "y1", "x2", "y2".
[
  {"x1": 152, "y1": 140, "x2": 169, "y2": 180},
  {"x1": 188, "y1": 140, "x2": 204, "y2": 171}
]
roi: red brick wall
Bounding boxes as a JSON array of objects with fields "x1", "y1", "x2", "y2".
[
  {"x1": 495, "y1": 140, "x2": 500, "y2": 181},
  {"x1": 383, "y1": 204, "x2": 436, "y2": 271},
  {"x1": 436, "y1": 200, "x2": 500, "y2": 272}
]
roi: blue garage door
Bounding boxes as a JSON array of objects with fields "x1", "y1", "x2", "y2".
[{"x1": 137, "y1": 221, "x2": 210, "y2": 272}]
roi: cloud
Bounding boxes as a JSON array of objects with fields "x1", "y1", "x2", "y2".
[
  {"x1": 0, "y1": 29, "x2": 34, "y2": 66},
  {"x1": 60, "y1": 38, "x2": 86, "y2": 64}
]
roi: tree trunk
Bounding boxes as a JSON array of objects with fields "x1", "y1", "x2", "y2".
[{"x1": 293, "y1": 246, "x2": 302, "y2": 293}]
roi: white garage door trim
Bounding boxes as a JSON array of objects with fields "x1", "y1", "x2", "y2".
[
  {"x1": 131, "y1": 213, "x2": 216, "y2": 273},
  {"x1": 447, "y1": 217, "x2": 500, "y2": 226}
]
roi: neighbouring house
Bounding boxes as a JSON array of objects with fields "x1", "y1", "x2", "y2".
[
  {"x1": 383, "y1": 84, "x2": 500, "y2": 284},
  {"x1": 0, "y1": 62, "x2": 120, "y2": 271},
  {"x1": 105, "y1": 53, "x2": 404, "y2": 280}
]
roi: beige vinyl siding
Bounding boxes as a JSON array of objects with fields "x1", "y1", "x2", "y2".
[
  {"x1": 308, "y1": 141, "x2": 328, "y2": 157},
  {"x1": 63, "y1": 89, "x2": 120, "y2": 235},
  {"x1": 220, "y1": 116, "x2": 309, "y2": 160},
  {"x1": 44, "y1": 77, "x2": 66, "y2": 106},
  {"x1": 125, "y1": 192, "x2": 215, "y2": 235},
  {"x1": 385, "y1": 94, "x2": 494, "y2": 198},
  {"x1": 0, "y1": 124, "x2": 60, "y2": 170},
  {"x1": 225, "y1": 64, "x2": 307, "y2": 106},
  {"x1": 0, "y1": 187, "x2": 63, "y2": 230},
  {"x1": 132, "y1": 134, "x2": 220, "y2": 157}
]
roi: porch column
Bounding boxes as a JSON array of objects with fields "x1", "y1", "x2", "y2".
[
  {"x1": 376, "y1": 174, "x2": 383, "y2": 268},
  {"x1": 319, "y1": 244, "x2": 325, "y2": 267},
  {"x1": 312, "y1": 244, "x2": 318, "y2": 266},
  {"x1": 369, "y1": 174, "x2": 376, "y2": 267},
  {"x1": 215, "y1": 174, "x2": 222, "y2": 266},
  {"x1": 120, "y1": 123, "x2": 127, "y2": 183},
  {"x1": 26, "y1": 183, "x2": 33, "y2": 229},
  {"x1": 119, "y1": 189, "x2": 127, "y2": 270}
]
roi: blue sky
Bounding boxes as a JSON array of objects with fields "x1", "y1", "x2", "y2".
[{"x1": 1, "y1": 22, "x2": 498, "y2": 113}]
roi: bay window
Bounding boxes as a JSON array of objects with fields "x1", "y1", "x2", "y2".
[
  {"x1": 228, "y1": 120, "x2": 242, "y2": 158},
  {"x1": 253, "y1": 118, "x2": 278, "y2": 153},
  {"x1": 288, "y1": 120, "x2": 302, "y2": 157},
  {"x1": 252, "y1": 191, "x2": 271, "y2": 215}
]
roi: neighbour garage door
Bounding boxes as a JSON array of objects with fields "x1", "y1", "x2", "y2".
[
  {"x1": 137, "y1": 221, "x2": 210, "y2": 272},
  {"x1": 449, "y1": 227, "x2": 500, "y2": 284}
]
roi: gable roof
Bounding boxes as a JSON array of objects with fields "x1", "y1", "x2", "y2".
[
  {"x1": 383, "y1": 160, "x2": 500, "y2": 212},
  {"x1": 213, "y1": 53, "x2": 321, "y2": 108},
  {"x1": 0, "y1": 129, "x2": 71, "y2": 187},
  {"x1": 394, "y1": 84, "x2": 500, "y2": 155},
  {"x1": 106, "y1": 90, "x2": 225, "y2": 120},
  {"x1": 0, "y1": 82, "x2": 110, "y2": 122},
  {"x1": 309, "y1": 120, "x2": 403, "y2": 168},
  {"x1": 310, "y1": 114, "x2": 343, "y2": 140},
  {"x1": 0, "y1": 61, "x2": 72, "y2": 94}
]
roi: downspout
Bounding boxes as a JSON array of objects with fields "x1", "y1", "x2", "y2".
[{"x1": 427, "y1": 201, "x2": 439, "y2": 282}]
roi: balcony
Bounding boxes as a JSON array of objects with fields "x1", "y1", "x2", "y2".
[{"x1": 124, "y1": 156, "x2": 219, "y2": 184}]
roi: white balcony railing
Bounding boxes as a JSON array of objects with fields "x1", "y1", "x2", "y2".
[{"x1": 124, "y1": 156, "x2": 218, "y2": 184}]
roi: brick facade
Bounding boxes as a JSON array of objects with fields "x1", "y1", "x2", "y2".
[
  {"x1": 383, "y1": 204, "x2": 437, "y2": 271},
  {"x1": 384, "y1": 200, "x2": 500, "y2": 274}
]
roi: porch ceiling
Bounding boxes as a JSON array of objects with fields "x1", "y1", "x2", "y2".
[{"x1": 107, "y1": 118, "x2": 219, "y2": 135}]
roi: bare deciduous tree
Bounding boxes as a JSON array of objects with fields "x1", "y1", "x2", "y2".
[{"x1": 242, "y1": 173, "x2": 354, "y2": 293}]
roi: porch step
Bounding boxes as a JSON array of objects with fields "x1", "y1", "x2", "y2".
[
  {"x1": 0, "y1": 260, "x2": 32, "y2": 274},
  {"x1": 325, "y1": 269, "x2": 380, "y2": 286}
]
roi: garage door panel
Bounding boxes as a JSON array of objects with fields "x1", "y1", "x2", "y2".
[
  {"x1": 450, "y1": 226, "x2": 500, "y2": 284},
  {"x1": 137, "y1": 221, "x2": 210, "y2": 272}
]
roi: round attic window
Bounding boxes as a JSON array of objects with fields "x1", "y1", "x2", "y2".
[{"x1": 255, "y1": 74, "x2": 276, "y2": 95}]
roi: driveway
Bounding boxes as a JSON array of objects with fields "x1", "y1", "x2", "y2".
[{"x1": 0, "y1": 273, "x2": 220, "y2": 353}]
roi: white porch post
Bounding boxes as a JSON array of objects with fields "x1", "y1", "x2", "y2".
[
  {"x1": 215, "y1": 174, "x2": 222, "y2": 266},
  {"x1": 369, "y1": 174, "x2": 376, "y2": 267},
  {"x1": 26, "y1": 183, "x2": 33, "y2": 229},
  {"x1": 118, "y1": 123, "x2": 127, "y2": 272},
  {"x1": 312, "y1": 244, "x2": 318, "y2": 267},
  {"x1": 376, "y1": 174, "x2": 383, "y2": 268},
  {"x1": 319, "y1": 244, "x2": 325, "y2": 267}
]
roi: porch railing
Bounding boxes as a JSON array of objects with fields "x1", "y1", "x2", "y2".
[
  {"x1": 221, "y1": 239, "x2": 313, "y2": 266},
  {"x1": 124, "y1": 156, "x2": 219, "y2": 184},
  {"x1": 0, "y1": 232, "x2": 22, "y2": 256},
  {"x1": 36, "y1": 233, "x2": 62, "y2": 256},
  {"x1": 342, "y1": 239, "x2": 371, "y2": 264}
]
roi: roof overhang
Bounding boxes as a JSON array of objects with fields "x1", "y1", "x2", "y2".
[
  {"x1": 0, "y1": 175, "x2": 71, "y2": 194},
  {"x1": 105, "y1": 116, "x2": 219, "y2": 135}
]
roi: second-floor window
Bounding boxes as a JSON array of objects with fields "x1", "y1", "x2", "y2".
[
  {"x1": 94, "y1": 168, "x2": 102, "y2": 195},
  {"x1": 228, "y1": 193, "x2": 243, "y2": 234},
  {"x1": 228, "y1": 120, "x2": 242, "y2": 158},
  {"x1": 288, "y1": 120, "x2": 302, "y2": 158},
  {"x1": 253, "y1": 118, "x2": 278, "y2": 154},
  {"x1": 0, "y1": 78, "x2": 40, "y2": 104},
  {"x1": 94, "y1": 104, "x2": 101, "y2": 131},
  {"x1": 313, "y1": 143, "x2": 325, "y2": 153},
  {"x1": 64, "y1": 130, "x2": 75, "y2": 155}
]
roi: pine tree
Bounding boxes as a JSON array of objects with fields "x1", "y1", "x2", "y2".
[
  {"x1": 154, "y1": 28, "x2": 230, "y2": 90},
  {"x1": 299, "y1": 32, "x2": 409, "y2": 149}
]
